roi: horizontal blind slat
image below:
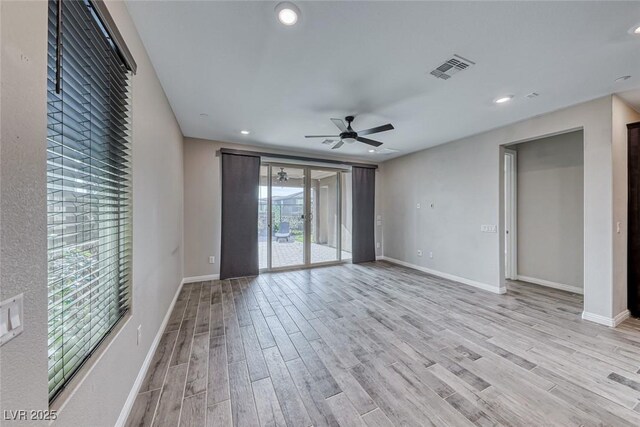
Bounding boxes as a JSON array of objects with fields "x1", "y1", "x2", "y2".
[{"x1": 47, "y1": 0, "x2": 132, "y2": 403}]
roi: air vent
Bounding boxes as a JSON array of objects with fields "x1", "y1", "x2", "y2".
[
  {"x1": 526, "y1": 92, "x2": 539, "y2": 99},
  {"x1": 429, "y1": 54, "x2": 475, "y2": 80}
]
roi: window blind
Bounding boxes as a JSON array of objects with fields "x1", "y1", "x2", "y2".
[{"x1": 47, "y1": 0, "x2": 132, "y2": 402}]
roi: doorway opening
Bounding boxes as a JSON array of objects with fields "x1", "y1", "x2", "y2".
[
  {"x1": 503, "y1": 130, "x2": 584, "y2": 296},
  {"x1": 258, "y1": 163, "x2": 352, "y2": 271}
]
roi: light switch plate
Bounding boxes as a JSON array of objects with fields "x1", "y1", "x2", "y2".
[{"x1": 0, "y1": 294, "x2": 24, "y2": 346}]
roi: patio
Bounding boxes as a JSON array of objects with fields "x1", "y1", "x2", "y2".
[{"x1": 259, "y1": 240, "x2": 351, "y2": 269}]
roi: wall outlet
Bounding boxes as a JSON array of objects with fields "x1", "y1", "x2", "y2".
[
  {"x1": 376, "y1": 242, "x2": 381, "y2": 249},
  {"x1": 417, "y1": 249, "x2": 423, "y2": 257},
  {"x1": 429, "y1": 251, "x2": 433, "y2": 259},
  {"x1": 481, "y1": 225, "x2": 498, "y2": 233},
  {"x1": 208, "y1": 256, "x2": 215, "y2": 264},
  {"x1": 137, "y1": 324, "x2": 142, "y2": 346}
]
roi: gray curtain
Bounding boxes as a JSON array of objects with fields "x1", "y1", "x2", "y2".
[
  {"x1": 220, "y1": 152, "x2": 260, "y2": 279},
  {"x1": 352, "y1": 166, "x2": 376, "y2": 263}
]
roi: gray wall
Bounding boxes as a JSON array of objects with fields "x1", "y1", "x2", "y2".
[
  {"x1": 0, "y1": 1, "x2": 184, "y2": 426},
  {"x1": 0, "y1": 0, "x2": 49, "y2": 418},
  {"x1": 183, "y1": 138, "x2": 381, "y2": 278},
  {"x1": 515, "y1": 131, "x2": 584, "y2": 289},
  {"x1": 380, "y1": 129, "x2": 499, "y2": 288},
  {"x1": 380, "y1": 95, "x2": 626, "y2": 321}
]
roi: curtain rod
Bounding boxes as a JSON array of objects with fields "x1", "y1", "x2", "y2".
[{"x1": 219, "y1": 148, "x2": 378, "y2": 169}]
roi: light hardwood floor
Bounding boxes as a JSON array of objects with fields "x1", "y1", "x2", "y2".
[{"x1": 125, "y1": 261, "x2": 640, "y2": 427}]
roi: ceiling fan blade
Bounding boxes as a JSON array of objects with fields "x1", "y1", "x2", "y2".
[
  {"x1": 330, "y1": 118, "x2": 348, "y2": 132},
  {"x1": 356, "y1": 136, "x2": 383, "y2": 147},
  {"x1": 305, "y1": 135, "x2": 340, "y2": 138},
  {"x1": 331, "y1": 140, "x2": 344, "y2": 150},
  {"x1": 357, "y1": 123, "x2": 394, "y2": 136}
]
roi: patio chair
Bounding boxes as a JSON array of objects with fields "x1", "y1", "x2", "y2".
[{"x1": 275, "y1": 221, "x2": 291, "y2": 242}]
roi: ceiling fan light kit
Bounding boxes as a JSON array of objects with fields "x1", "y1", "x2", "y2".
[
  {"x1": 277, "y1": 167, "x2": 288, "y2": 182},
  {"x1": 305, "y1": 115, "x2": 395, "y2": 150}
]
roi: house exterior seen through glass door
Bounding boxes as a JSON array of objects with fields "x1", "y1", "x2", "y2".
[{"x1": 259, "y1": 163, "x2": 351, "y2": 271}]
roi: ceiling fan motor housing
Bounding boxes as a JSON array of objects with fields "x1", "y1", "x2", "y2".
[{"x1": 342, "y1": 116, "x2": 357, "y2": 142}]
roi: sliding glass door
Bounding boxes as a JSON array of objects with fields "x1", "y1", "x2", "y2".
[
  {"x1": 270, "y1": 165, "x2": 306, "y2": 269},
  {"x1": 259, "y1": 163, "x2": 351, "y2": 271},
  {"x1": 310, "y1": 169, "x2": 340, "y2": 264}
]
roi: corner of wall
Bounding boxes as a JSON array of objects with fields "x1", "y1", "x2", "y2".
[{"x1": 610, "y1": 95, "x2": 640, "y2": 319}]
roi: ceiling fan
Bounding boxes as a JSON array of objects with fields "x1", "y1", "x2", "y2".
[
  {"x1": 276, "y1": 167, "x2": 288, "y2": 182},
  {"x1": 305, "y1": 116, "x2": 394, "y2": 150}
]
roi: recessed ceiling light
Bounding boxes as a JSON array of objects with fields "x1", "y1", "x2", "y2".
[
  {"x1": 631, "y1": 25, "x2": 640, "y2": 34},
  {"x1": 615, "y1": 75, "x2": 632, "y2": 83},
  {"x1": 240, "y1": 130, "x2": 250, "y2": 135},
  {"x1": 368, "y1": 149, "x2": 376, "y2": 153},
  {"x1": 279, "y1": 9, "x2": 297, "y2": 25},
  {"x1": 494, "y1": 95, "x2": 514, "y2": 104},
  {"x1": 275, "y1": 2, "x2": 300, "y2": 26}
]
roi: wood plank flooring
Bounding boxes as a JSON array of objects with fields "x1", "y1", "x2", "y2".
[{"x1": 126, "y1": 262, "x2": 640, "y2": 427}]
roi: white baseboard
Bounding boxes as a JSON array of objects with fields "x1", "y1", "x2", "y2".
[
  {"x1": 582, "y1": 309, "x2": 630, "y2": 327},
  {"x1": 378, "y1": 256, "x2": 505, "y2": 294},
  {"x1": 115, "y1": 279, "x2": 185, "y2": 427},
  {"x1": 183, "y1": 273, "x2": 220, "y2": 284},
  {"x1": 516, "y1": 275, "x2": 583, "y2": 295},
  {"x1": 613, "y1": 310, "x2": 632, "y2": 326}
]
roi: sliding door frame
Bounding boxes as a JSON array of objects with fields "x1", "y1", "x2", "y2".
[{"x1": 261, "y1": 161, "x2": 349, "y2": 272}]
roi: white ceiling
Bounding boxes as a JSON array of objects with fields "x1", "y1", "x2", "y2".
[{"x1": 126, "y1": 1, "x2": 640, "y2": 161}]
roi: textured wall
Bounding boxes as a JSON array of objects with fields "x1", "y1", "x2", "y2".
[
  {"x1": 380, "y1": 96, "x2": 620, "y2": 319},
  {"x1": 0, "y1": 0, "x2": 49, "y2": 421},
  {"x1": 183, "y1": 138, "x2": 381, "y2": 278},
  {"x1": 0, "y1": 1, "x2": 184, "y2": 426}
]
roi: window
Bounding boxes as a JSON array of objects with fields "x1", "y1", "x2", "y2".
[{"x1": 47, "y1": 0, "x2": 132, "y2": 402}]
